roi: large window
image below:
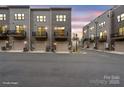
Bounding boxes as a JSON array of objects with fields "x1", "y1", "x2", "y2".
[
  {"x1": 36, "y1": 26, "x2": 47, "y2": 36},
  {"x1": 56, "y1": 15, "x2": 66, "y2": 22},
  {"x1": 0, "y1": 14, "x2": 6, "y2": 20},
  {"x1": 117, "y1": 13, "x2": 124, "y2": 22},
  {"x1": 121, "y1": 13, "x2": 124, "y2": 21},
  {"x1": 119, "y1": 27, "x2": 124, "y2": 36},
  {"x1": 117, "y1": 16, "x2": 121, "y2": 22},
  {"x1": 54, "y1": 27, "x2": 65, "y2": 36},
  {"x1": 15, "y1": 14, "x2": 24, "y2": 20},
  {"x1": 37, "y1": 16, "x2": 46, "y2": 22},
  {"x1": 90, "y1": 34, "x2": 95, "y2": 40},
  {"x1": 99, "y1": 30, "x2": 107, "y2": 39},
  {"x1": 0, "y1": 25, "x2": 7, "y2": 33},
  {"x1": 16, "y1": 25, "x2": 25, "y2": 33}
]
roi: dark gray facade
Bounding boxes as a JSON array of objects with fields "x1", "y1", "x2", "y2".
[
  {"x1": 0, "y1": 6, "x2": 71, "y2": 52},
  {"x1": 83, "y1": 5, "x2": 124, "y2": 52}
]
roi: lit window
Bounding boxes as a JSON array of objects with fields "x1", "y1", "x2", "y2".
[
  {"x1": 100, "y1": 32, "x2": 103, "y2": 38},
  {"x1": 36, "y1": 26, "x2": 47, "y2": 36},
  {"x1": 37, "y1": 16, "x2": 46, "y2": 22},
  {"x1": 0, "y1": 25, "x2": 7, "y2": 33},
  {"x1": 56, "y1": 15, "x2": 66, "y2": 22},
  {"x1": 54, "y1": 27, "x2": 65, "y2": 36},
  {"x1": 15, "y1": 14, "x2": 25, "y2": 20},
  {"x1": 119, "y1": 27, "x2": 124, "y2": 36},
  {"x1": 99, "y1": 30, "x2": 107, "y2": 39},
  {"x1": 0, "y1": 14, "x2": 6, "y2": 20},
  {"x1": 117, "y1": 16, "x2": 121, "y2": 22},
  {"x1": 90, "y1": 26, "x2": 94, "y2": 31},
  {"x1": 121, "y1": 13, "x2": 124, "y2": 21},
  {"x1": 84, "y1": 30, "x2": 87, "y2": 34},
  {"x1": 91, "y1": 34, "x2": 94, "y2": 40},
  {"x1": 16, "y1": 25, "x2": 25, "y2": 33}
]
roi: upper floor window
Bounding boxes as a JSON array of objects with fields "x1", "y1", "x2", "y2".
[
  {"x1": 56, "y1": 15, "x2": 66, "y2": 22},
  {"x1": 121, "y1": 13, "x2": 124, "y2": 21},
  {"x1": 0, "y1": 14, "x2": 6, "y2": 20},
  {"x1": 37, "y1": 16, "x2": 46, "y2": 22},
  {"x1": 83, "y1": 30, "x2": 87, "y2": 34},
  {"x1": 15, "y1": 14, "x2": 24, "y2": 20},
  {"x1": 117, "y1": 16, "x2": 121, "y2": 22},
  {"x1": 99, "y1": 21, "x2": 106, "y2": 28},
  {"x1": 90, "y1": 26, "x2": 94, "y2": 31}
]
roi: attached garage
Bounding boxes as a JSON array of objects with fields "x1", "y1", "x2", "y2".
[{"x1": 115, "y1": 41, "x2": 124, "y2": 52}]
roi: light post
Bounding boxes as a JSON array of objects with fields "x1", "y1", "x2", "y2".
[
  {"x1": 95, "y1": 21, "x2": 98, "y2": 49},
  {"x1": 75, "y1": 33, "x2": 78, "y2": 51},
  {"x1": 87, "y1": 26, "x2": 89, "y2": 48}
]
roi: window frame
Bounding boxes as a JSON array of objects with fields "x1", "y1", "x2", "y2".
[
  {"x1": 0, "y1": 14, "x2": 6, "y2": 21},
  {"x1": 56, "y1": 15, "x2": 66, "y2": 22},
  {"x1": 14, "y1": 13, "x2": 25, "y2": 20}
]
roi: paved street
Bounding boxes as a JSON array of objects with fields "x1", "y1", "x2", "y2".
[{"x1": 0, "y1": 50, "x2": 124, "y2": 87}]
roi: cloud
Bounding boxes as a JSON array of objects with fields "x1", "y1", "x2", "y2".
[
  {"x1": 72, "y1": 10, "x2": 104, "y2": 22},
  {"x1": 71, "y1": 10, "x2": 104, "y2": 36}
]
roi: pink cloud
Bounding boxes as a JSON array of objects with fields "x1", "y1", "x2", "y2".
[
  {"x1": 72, "y1": 10, "x2": 104, "y2": 22},
  {"x1": 71, "y1": 10, "x2": 105, "y2": 38}
]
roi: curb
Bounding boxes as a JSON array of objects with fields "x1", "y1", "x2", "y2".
[
  {"x1": 0, "y1": 51, "x2": 71, "y2": 54},
  {"x1": 85, "y1": 48, "x2": 124, "y2": 55}
]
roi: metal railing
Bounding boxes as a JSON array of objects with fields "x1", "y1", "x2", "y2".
[
  {"x1": 0, "y1": 31, "x2": 8, "y2": 36},
  {"x1": 7, "y1": 30, "x2": 26, "y2": 36},
  {"x1": 111, "y1": 32, "x2": 124, "y2": 38},
  {"x1": 32, "y1": 31, "x2": 47, "y2": 37},
  {"x1": 54, "y1": 32, "x2": 68, "y2": 38}
]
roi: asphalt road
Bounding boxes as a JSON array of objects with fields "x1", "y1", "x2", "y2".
[{"x1": 0, "y1": 50, "x2": 124, "y2": 87}]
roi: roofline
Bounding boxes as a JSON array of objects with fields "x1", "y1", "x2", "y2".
[
  {"x1": 8, "y1": 5, "x2": 30, "y2": 8},
  {"x1": 50, "y1": 8, "x2": 71, "y2": 11},
  {"x1": 83, "y1": 7, "x2": 114, "y2": 28},
  {"x1": 31, "y1": 8, "x2": 50, "y2": 11},
  {"x1": 0, "y1": 6, "x2": 9, "y2": 9}
]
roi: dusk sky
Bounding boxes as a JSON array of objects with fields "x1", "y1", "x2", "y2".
[{"x1": 31, "y1": 5, "x2": 113, "y2": 38}]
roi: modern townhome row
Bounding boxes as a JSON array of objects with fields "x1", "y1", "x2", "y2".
[
  {"x1": 0, "y1": 6, "x2": 71, "y2": 52},
  {"x1": 82, "y1": 5, "x2": 124, "y2": 52}
]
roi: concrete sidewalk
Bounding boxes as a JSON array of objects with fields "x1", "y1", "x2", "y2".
[
  {"x1": 85, "y1": 48, "x2": 124, "y2": 55},
  {"x1": 0, "y1": 50, "x2": 71, "y2": 54}
]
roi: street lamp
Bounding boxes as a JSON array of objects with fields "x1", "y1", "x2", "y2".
[
  {"x1": 75, "y1": 33, "x2": 78, "y2": 52},
  {"x1": 95, "y1": 21, "x2": 98, "y2": 49}
]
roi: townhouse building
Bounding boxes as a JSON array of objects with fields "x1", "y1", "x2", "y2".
[
  {"x1": 82, "y1": 5, "x2": 124, "y2": 52},
  {"x1": 0, "y1": 5, "x2": 71, "y2": 52}
]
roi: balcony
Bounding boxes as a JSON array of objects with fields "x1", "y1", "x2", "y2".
[
  {"x1": 111, "y1": 33, "x2": 124, "y2": 41},
  {"x1": 98, "y1": 36, "x2": 107, "y2": 42},
  {"x1": 0, "y1": 31, "x2": 8, "y2": 40},
  {"x1": 32, "y1": 31, "x2": 47, "y2": 41},
  {"x1": 8, "y1": 30, "x2": 26, "y2": 39},
  {"x1": 54, "y1": 32, "x2": 68, "y2": 41}
]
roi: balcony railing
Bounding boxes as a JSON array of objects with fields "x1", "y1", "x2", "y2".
[
  {"x1": 111, "y1": 32, "x2": 124, "y2": 40},
  {"x1": 8, "y1": 30, "x2": 26, "y2": 39},
  {"x1": 32, "y1": 31, "x2": 47, "y2": 40},
  {"x1": 98, "y1": 36, "x2": 107, "y2": 42},
  {"x1": 0, "y1": 31, "x2": 8, "y2": 40},
  {"x1": 54, "y1": 32, "x2": 68, "y2": 41}
]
